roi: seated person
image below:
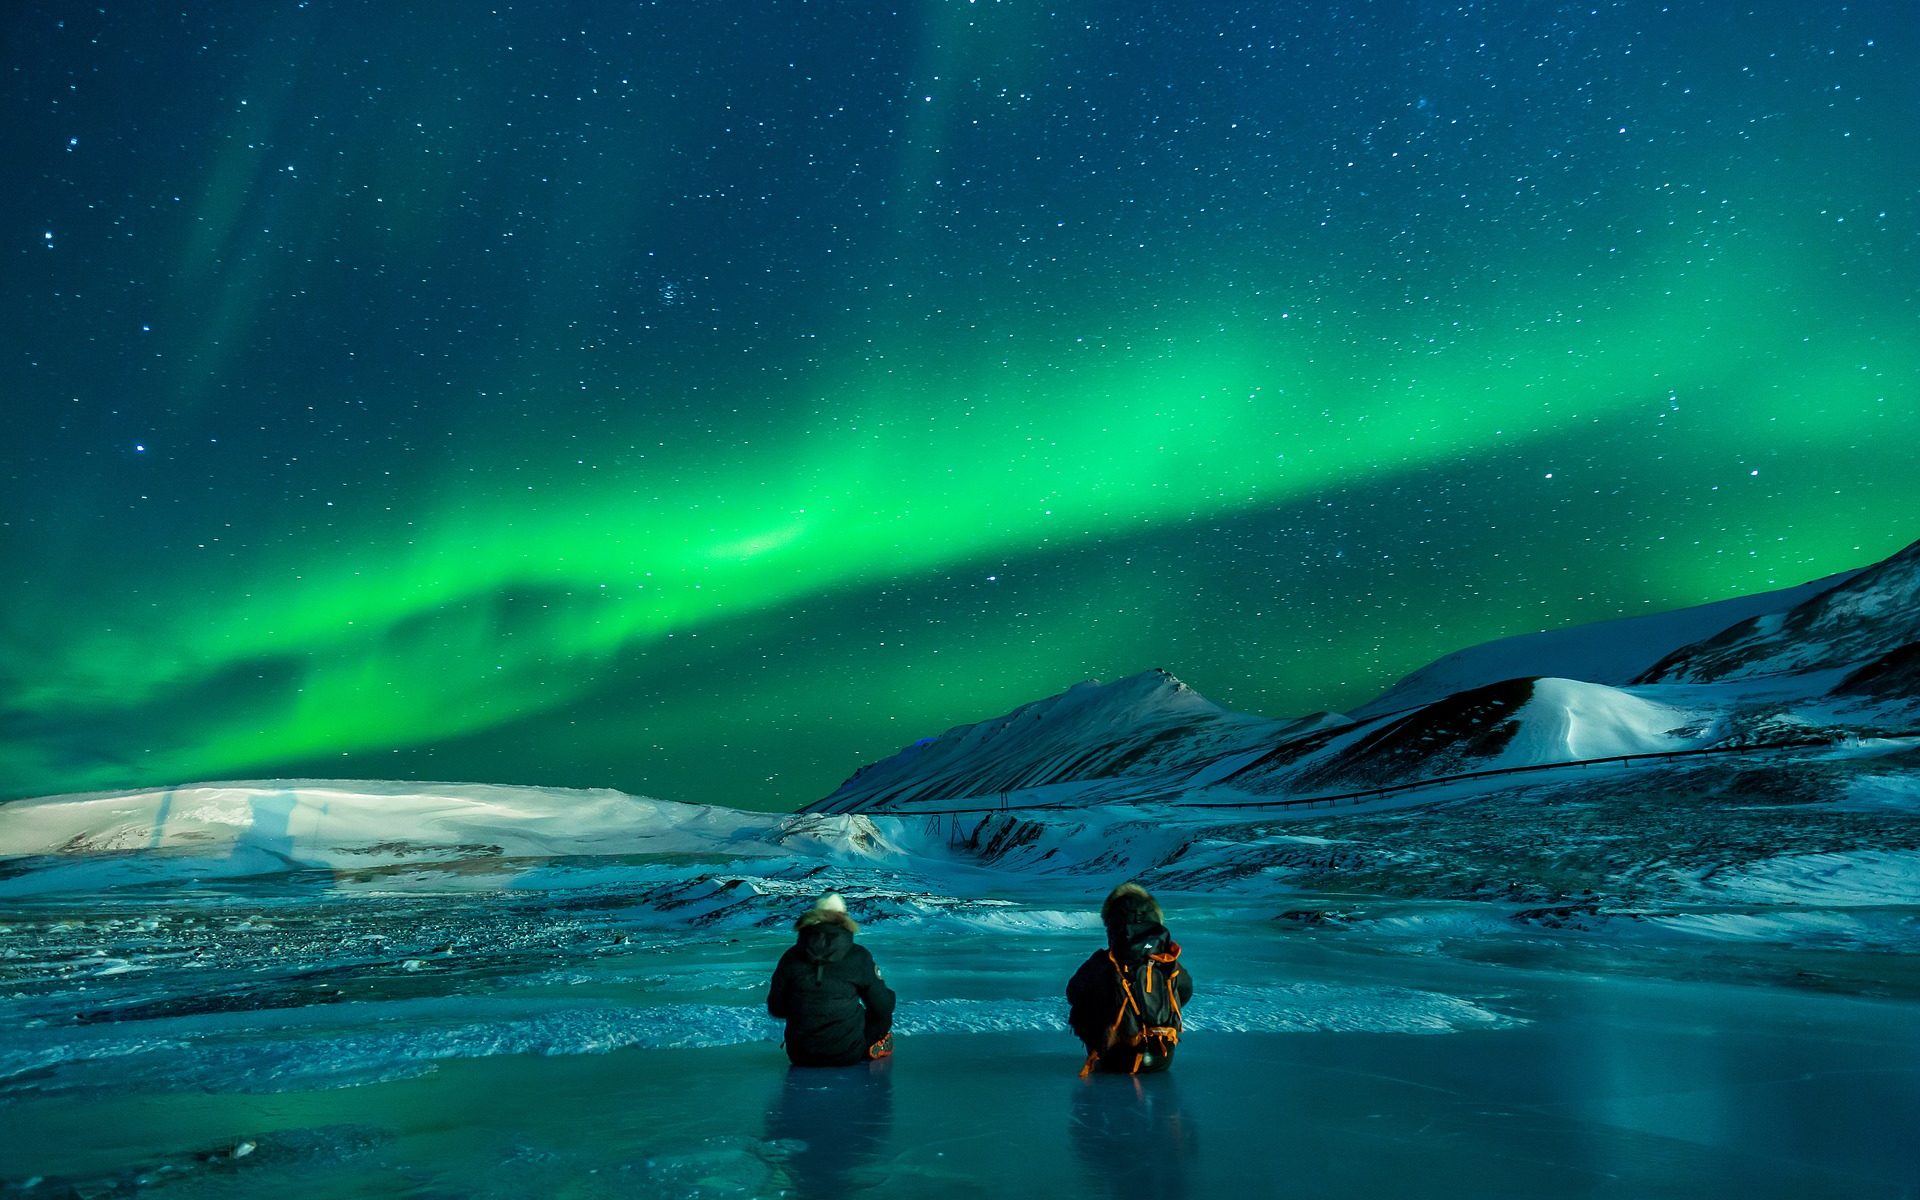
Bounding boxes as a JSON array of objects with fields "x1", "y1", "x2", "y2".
[
  {"x1": 767, "y1": 893, "x2": 895, "y2": 1066},
  {"x1": 1067, "y1": 882, "x2": 1192, "y2": 1075}
]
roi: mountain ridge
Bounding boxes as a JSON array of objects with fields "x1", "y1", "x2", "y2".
[
  {"x1": 1639, "y1": 537, "x2": 1920, "y2": 684},
  {"x1": 808, "y1": 538, "x2": 1920, "y2": 814}
]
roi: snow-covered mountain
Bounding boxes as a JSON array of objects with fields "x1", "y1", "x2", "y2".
[
  {"x1": 1221, "y1": 677, "x2": 1711, "y2": 796},
  {"x1": 808, "y1": 538, "x2": 1919, "y2": 815},
  {"x1": 806, "y1": 664, "x2": 1735, "y2": 815},
  {"x1": 0, "y1": 780, "x2": 787, "y2": 893},
  {"x1": 807, "y1": 669, "x2": 1332, "y2": 813}
]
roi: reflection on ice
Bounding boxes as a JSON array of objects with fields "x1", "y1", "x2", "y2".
[
  {"x1": 625, "y1": 1135, "x2": 792, "y2": 1200},
  {"x1": 1, "y1": 915, "x2": 1917, "y2": 1198},
  {"x1": 763, "y1": 1061, "x2": 895, "y2": 1198},
  {"x1": 1070, "y1": 1074, "x2": 1196, "y2": 1200}
]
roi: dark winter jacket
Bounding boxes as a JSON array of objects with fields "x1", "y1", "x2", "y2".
[
  {"x1": 767, "y1": 909, "x2": 896, "y2": 1067},
  {"x1": 1067, "y1": 884, "x2": 1193, "y2": 1074}
]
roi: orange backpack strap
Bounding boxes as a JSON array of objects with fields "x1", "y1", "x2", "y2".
[
  {"x1": 1079, "y1": 951, "x2": 1147, "y2": 1078},
  {"x1": 1110, "y1": 951, "x2": 1143, "y2": 1015}
]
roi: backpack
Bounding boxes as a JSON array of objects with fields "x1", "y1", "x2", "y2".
[{"x1": 1078, "y1": 949, "x2": 1185, "y2": 1078}]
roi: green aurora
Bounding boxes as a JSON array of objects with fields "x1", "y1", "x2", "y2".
[{"x1": 3, "y1": 1, "x2": 1915, "y2": 808}]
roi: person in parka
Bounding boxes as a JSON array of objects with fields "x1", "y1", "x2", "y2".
[
  {"x1": 1067, "y1": 882, "x2": 1193, "y2": 1075},
  {"x1": 767, "y1": 893, "x2": 897, "y2": 1067}
]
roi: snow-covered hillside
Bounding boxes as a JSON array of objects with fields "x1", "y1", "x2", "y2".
[
  {"x1": 809, "y1": 669, "x2": 1315, "y2": 813},
  {"x1": 804, "y1": 662, "x2": 1872, "y2": 815},
  {"x1": 1221, "y1": 677, "x2": 1712, "y2": 796},
  {"x1": 806, "y1": 538, "x2": 1918, "y2": 816},
  {"x1": 1351, "y1": 569, "x2": 1861, "y2": 718},
  {"x1": 1835, "y1": 643, "x2": 1920, "y2": 706},
  {"x1": 0, "y1": 781, "x2": 786, "y2": 894},
  {"x1": 1640, "y1": 537, "x2": 1920, "y2": 684}
]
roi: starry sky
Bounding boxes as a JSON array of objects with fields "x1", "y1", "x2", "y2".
[{"x1": 3, "y1": 1, "x2": 1916, "y2": 810}]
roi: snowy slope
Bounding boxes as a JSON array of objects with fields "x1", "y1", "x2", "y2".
[
  {"x1": 0, "y1": 780, "x2": 785, "y2": 887},
  {"x1": 807, "y1": 668, "x2": 1723, "y2": 811},
  {"x1": 1226, "y1": 677, "x2": 1709, "y2": 795},
  {"x1": 1833, "y1": 643, "x2": 1920, "y2": 704},
  {"x1": 806, "y1": 669, "x2": 1310, "y2": 813},
  {"x1": 1352, "y1": 569, "x2": 1861, "y2": 718},
  {"x1": 1640, "y1": 537, "x2": 1920, "y2": 684},
  {"x1": 807, "y1": 542, "x2": 1919, "y2": 816},
  {"x1": 1491, "y1": 678, "x2": 1711, "y2": 765}
]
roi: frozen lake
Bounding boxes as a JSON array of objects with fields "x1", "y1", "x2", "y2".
[{"x1": 4, "y1": 892, "x2": 1916, "y2": 1199}]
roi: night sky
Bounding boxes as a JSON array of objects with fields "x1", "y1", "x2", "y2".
[{"x1": 4, "y1": 1, "x2": 1915, "y2": 810}]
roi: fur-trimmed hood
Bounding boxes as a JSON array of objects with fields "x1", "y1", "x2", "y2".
[
  {"x1": 794, "y1": 906, "x2": 857, "y2": 968},
  {"x1": 1101, "y1": 882, "x2": 1161, "y2": 927},
  {"x1": 795, "y1": 907, "x2": 859, "y2": 936},
  {"x1": 1102, "y1": 881, "x2": 1171, "y2": 964}
]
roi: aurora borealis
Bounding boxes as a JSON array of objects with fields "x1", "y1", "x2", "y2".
[{"x1": 3, "y1": 2, "x2": 1915, "y2": 809}]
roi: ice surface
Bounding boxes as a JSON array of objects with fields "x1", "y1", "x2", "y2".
[
  {"x1": 2, "y1": 899, "x2": 1916, "y2": 1199},
  {"x1": 3, "y1": 766, "x2": 1919, "y2": 1196}
]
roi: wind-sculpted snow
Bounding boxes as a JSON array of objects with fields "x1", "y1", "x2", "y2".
[
  {"x1": 1832, "y1": 771, "x2": 1920, "y2": 812},
  {"x1": 1495, "y1": 678, "x2": 1709, "y2": 763},
  {"x1": 1184, "y1": 983, "x2": 1517, "y2": 1033},
  {"x1": 1694, "y1": 849, "x2": 1920, "y2": 907},
  {"x1": 1636, "y1": 909, "x2": 1920, "y2": 951},
  {"x1": 891, "y1": 986, "x2": 1518, "y2": 1037}
]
